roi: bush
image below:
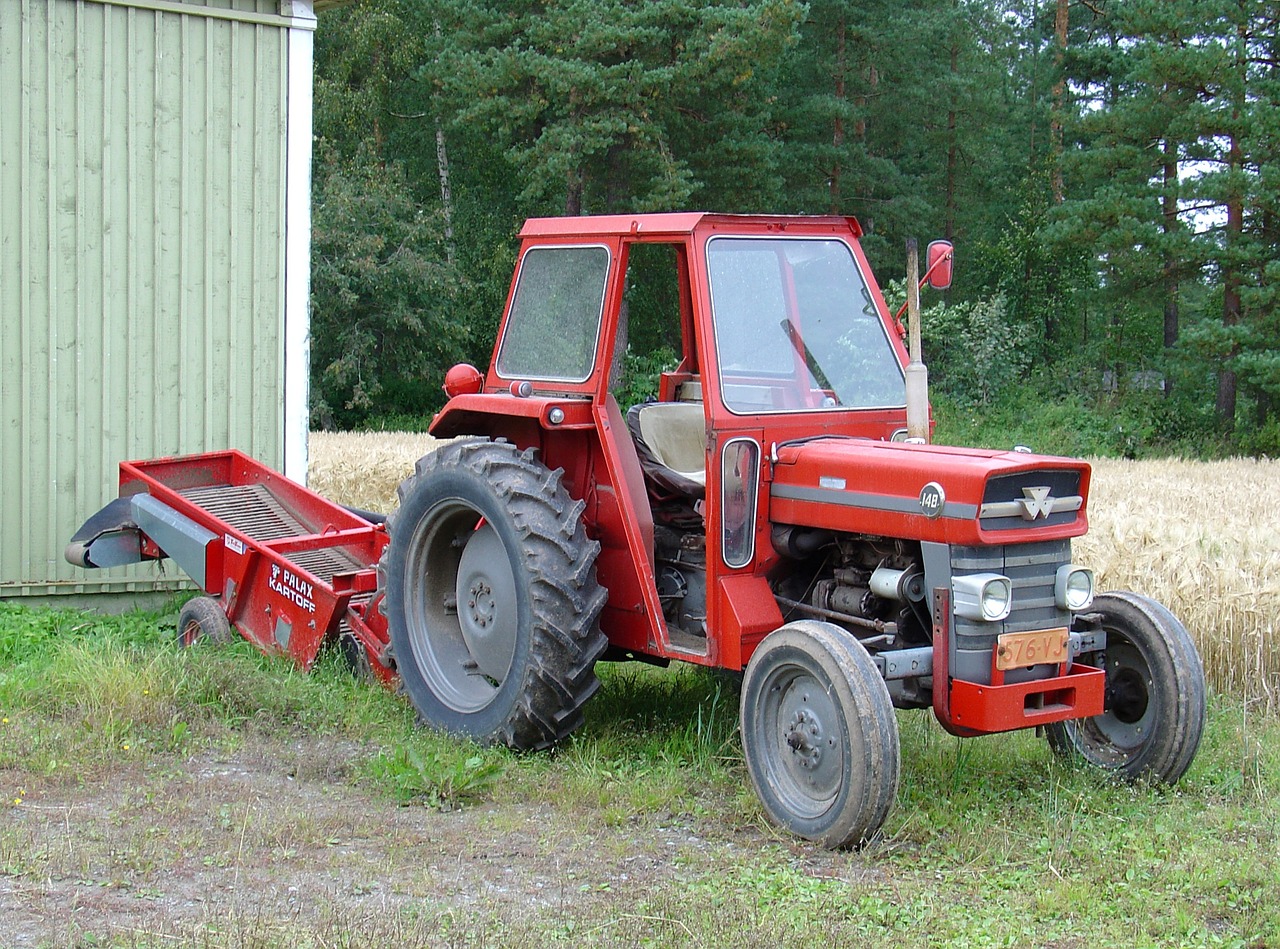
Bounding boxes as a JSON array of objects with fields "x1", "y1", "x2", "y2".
[
  {"x1": 919, "y1": 293, "x2": 1031, "y2": 406},
  {"x1": 613, "y1": 344, "x2": 679, "y2": 411},
  {"x1": 310, "y1": 144, "x2": 469, "y2": 430}
]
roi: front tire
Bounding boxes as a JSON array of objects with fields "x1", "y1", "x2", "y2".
[
  {"x1": 1046, "y1": 592, "x2": 1205, "y2": 783},
  {"x1": 740, "y1": 621, "x2": 900, "y2": 849},
  {"x1": 380, "y1": 439, "x2": 608, "y2": 750}
]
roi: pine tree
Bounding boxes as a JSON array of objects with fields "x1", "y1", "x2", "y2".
[{"x1": 421, "y1": 0, "x2": 803, "y2": 216}]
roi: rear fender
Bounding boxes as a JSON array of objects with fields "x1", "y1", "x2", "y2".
[{"x1": 429, "y1": 393, "x2": 595, "y2": 439}]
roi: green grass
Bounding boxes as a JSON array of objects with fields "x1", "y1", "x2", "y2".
[{"x1": 1, "y1": 602, "x2": 1277, "y2": 947}]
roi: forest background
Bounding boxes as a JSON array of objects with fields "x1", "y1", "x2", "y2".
[{"x1": 308, "y1": 0, "x2": 1280, "y2": 459}]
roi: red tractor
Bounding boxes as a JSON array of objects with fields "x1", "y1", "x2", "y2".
[{"x1": 69, "y1": 213, "x2": 1206, "y2": 848}]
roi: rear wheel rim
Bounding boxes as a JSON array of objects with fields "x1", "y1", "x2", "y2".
[
  {"x1": 402, "y1": 500, "x2": 519, "y2": 713},
  {"x1": 455, "y1": 524, "x2": 519, "y2": 682}
]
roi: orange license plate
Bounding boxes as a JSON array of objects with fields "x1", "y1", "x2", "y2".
[{"x1": 995, "y1": 628, "x2": 1069, "y2": 671}]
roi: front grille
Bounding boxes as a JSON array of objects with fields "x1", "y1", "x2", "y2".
[
  {"x1": 979, "y1": 469, "x2": 1082, "y2": 531},
  {"x1": 951, "y1": 539, "x2": 1071, "y2": 651}
]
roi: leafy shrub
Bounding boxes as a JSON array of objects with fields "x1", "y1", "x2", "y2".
[
  {"x1": 613, "y1": 344, "x2": 679, "y2": 410},
  {"x1": 919, "y1": 293, "x2": 1032, "y2": 406},
  {"x1": 310, "y1": 144, "x2": 470, "y2": 430},
  {"x1": 366, "y1": 743, "x2": 503, "y2": 808}
]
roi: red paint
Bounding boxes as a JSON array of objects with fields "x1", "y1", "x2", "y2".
[{"x1": 118, "y1": 450, "x2": 392, "y2": 677}]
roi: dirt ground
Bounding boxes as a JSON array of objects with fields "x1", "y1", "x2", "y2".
[{"x1": 0, "y1": 736, "x2": 871, "y2": 948}]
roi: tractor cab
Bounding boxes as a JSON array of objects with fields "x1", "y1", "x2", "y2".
[{"x1": 432, "y1": 214, "x2": 919, "y2": 666}]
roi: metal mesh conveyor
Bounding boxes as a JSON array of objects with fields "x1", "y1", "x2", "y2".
[{"x1": 180, "y1": 484, "x2": 368, "y2": 582}]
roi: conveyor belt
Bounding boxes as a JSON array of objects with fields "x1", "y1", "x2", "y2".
[
  {"x1": 181, "y1": 484, "x2": 310, "y2": 540},
  {"x1": 180, "y1": 483, "x2": 369, "y2": 582}
]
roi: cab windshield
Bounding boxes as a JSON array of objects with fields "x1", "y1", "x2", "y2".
[{"x1": 706, "y1": 237, "x2": 905, "y2": 414}]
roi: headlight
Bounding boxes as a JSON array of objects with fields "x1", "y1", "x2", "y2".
[
  {"x1": 953, "y1": 573, "x2": 1013, "y2": 622},
  {"x1": 1055, "y1": 565, "x2": 1094, "y2": 611}
]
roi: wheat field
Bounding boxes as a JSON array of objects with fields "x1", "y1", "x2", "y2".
[
  {"x1": 310, "y1": 432, "x2": 1279, "y2": 710},
  {"x1": 1075, "y1": 458, "x2": 1279, "y2": 711}
]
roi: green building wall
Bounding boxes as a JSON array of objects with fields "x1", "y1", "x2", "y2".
[{"x1": 0, "y1": 0, "x2": 317, "y2": 601}]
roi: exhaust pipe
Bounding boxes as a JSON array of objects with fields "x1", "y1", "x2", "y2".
[{"x1": 904, "y1": 239, "x2": 929, "y2": 443}]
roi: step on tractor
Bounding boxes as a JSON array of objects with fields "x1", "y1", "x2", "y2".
[{"x1": 69, "y1": 212, "x2": 1207, "y2": 848}]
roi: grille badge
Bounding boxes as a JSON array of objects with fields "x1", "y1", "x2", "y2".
[{"x1": 1019, "y1": 486, "x2": 1055, "y2": 520}]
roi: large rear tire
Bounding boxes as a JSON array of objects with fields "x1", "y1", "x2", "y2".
[
  {"x1": 380, "y1": 439, "x2": 608, "y2": 750},
  {"x1": 740, "y1": 621, "x2": 900, "y2": 849},
  {"x1": 1046, "y1": 592, "x2": 1205, "y2": 783}
]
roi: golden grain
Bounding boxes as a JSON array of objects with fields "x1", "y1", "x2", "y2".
[
  {"x1": 308, "y1": 431, "x2": 444, "y2": 513},
  {"x1": 309, "y1": 434, "x2": 1279, "y2": 709},
  {"x1": 1079, "y1": 457, "x2": 1279, "y2": 711}
]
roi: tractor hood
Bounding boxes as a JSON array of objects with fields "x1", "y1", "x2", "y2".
[{"x1": 768, "y1": 437, "x2": 1091, "y2": 547}]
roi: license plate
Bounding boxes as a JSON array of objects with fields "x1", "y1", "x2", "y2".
[{"x1": 995, "y1": 628, "x2": 1069, "y2": 671}]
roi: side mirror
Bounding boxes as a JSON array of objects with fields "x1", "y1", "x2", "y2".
[{"x1": 926, "y1": 240, "x2": 954, "y2": 290}]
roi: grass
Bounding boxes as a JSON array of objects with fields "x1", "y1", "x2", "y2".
[{"x1": 1, "y1": 603, "x2": 1277, "y2": 947}]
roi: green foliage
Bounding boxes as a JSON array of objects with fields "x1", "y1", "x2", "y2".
[
  {"x1": 975, "y1": 186, "x2": 1094, "y2": 362},
  {"x1": 421, "y1": 0, "x2": 804, "y2": 216},
  {"x1": 312, "y1": 0, "x2": 425, "y2": 161},
  {"x1": 910, "y1": 291, "x2": 1032, "y2": 406},
  {"x1": 933, "y1": 372, "x2": 1236, "y2": 461},
  {"x1": 612, "y1": 344, "x2": 679, "y2": 411},
  {"x1": 306, "y1": 1, "x2": 1280, "y2": 458},
  {"x1": 0, "y1": 603, "x2": 169, "y2": 665},
  {"x1": 309, "y1": 146, "x2": 468, "y2": 430}
]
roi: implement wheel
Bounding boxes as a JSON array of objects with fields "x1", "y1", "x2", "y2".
[
  {"x1": 740, "y1": 621, "x2": 899, "y2": 849},
  {"x1": 1046, "y1": 592, "x2": 1205, "y2": 783},
  {"x1": 176, "y1": 596, "x2": 233, "y2": 647},
  {"x1": 380, "y1": 439, "x2": 607, "y2": 750}
]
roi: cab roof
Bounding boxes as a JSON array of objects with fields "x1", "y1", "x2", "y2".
[{"x1": 517, "y1": 212, "x2": 864, "y2": 240}]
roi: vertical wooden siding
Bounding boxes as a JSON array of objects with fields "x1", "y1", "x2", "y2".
[{"x1": 0, "y1": 0, "x2": 288, "y2": 596}]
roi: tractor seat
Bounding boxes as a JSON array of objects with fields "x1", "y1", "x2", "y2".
[{"x1": 625, "y1": 402, "x2": 706, "y2": 498}]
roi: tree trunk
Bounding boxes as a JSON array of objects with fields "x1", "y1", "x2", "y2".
[
  {"x1": 830, "y1": 14, "x2": 846, "y2": 213},
  {"x1": 854, "y1": 63, "x2": 877, "y2": 230},
  {"x1": 945, "y1": 40, "x2": 959, "y2": 243},
  {"x1": 565, "y1": 168, "x2": 584, "y2": 216},
  {"x1": 435, "y1": 121, "x2": 456, "y2": 266},
  {"x1": 1217, "y1": 132, "x2": 1242, "y2": 428},
  {"x1": 1049, "y1": 0, "x2": 1069, "y2": 203},
  {"x1": 1161, "y1": 135, "x2": 1178, "y2": 397},
  {"x1": 432, "y1": 20, "x2": 455, "y2": 264}
]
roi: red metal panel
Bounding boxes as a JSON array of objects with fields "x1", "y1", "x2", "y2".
[
  {"x1": 947, "y1": 664, "x2": 1107, "y2": 733},
  {"x1": 516, "y1": 213, "x2": 867, "y2": 242},
  {"x1": 519, "y1": 212, "x2": 707, "y2": 239},
  {"x1": 770, "y1": 439, "x2": 1090, "y2": 546},
  {"x1": 716, "y1": 574, "x2": 784, "y2": 669},
  {"x1": 588, "y1": 397, "x2": 667, "y2": 656}
]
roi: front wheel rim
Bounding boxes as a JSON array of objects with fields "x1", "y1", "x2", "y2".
[
  {"x1": 1076, "y1": 636, "x2": 1155, "y2": 761},
  {"x1": 754, "y1": 661, "x2": 845, "y2": 821}
]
